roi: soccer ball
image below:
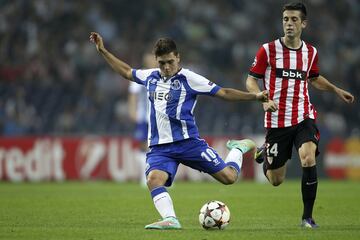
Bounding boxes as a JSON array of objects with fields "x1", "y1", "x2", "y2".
[{"x1": 199, "y1": 200, "x2": 230, "y2": 230}]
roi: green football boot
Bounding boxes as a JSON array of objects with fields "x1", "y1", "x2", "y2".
[
  {"x1": 226, "y1": 139, "x2": 256, "y2": 154},
  {"x1": 145, "y1": 216, "x2": 182, "y2": 230}
]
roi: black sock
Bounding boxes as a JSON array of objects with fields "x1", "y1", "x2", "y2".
[{"x1": 301, "y1": 165, "x2": 318, "y2": 219}]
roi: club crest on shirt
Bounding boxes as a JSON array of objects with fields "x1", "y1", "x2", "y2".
[{"x1": 170, "y1": 79, "x2": 181, "y2": 90}]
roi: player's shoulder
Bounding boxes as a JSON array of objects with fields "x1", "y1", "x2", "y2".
[
  {"x1": 179, "y1": 68, "x2": 204, "y2": 79},
  {"x1": 302, "y1": 40, "x2": 318, "y2": 51},
  {"x1": 146, "y1": 68, "x2": 161, "y2": 75},
  {"x1": 255, "y1": 39, "x2": 278, "y2": 54},
  {"x1": 134, "y1": 68, "x2": 160, "y2": 75},
  {"x1": 261, "y1": 38, "x2": 278, "y2": 47},
  {"x1": 179, "y1": 68, "x2": 194, "y2": 76}
]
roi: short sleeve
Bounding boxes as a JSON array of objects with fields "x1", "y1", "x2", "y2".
[
  {"x1": 128, "y1": 81, "x2": 142, "y2": 93},
  {"x1": 132, "y1": 68, "x2": 158, "y2": 86},
  {"x1": 184, "y1": 70, "x2": 221, "y2": 96},
  {"x1": 308, "y1": 52, "x2": 319, "y2": 78},
  {"x1": 249, "y1": 46, "x2": 268, "y2": 79}
]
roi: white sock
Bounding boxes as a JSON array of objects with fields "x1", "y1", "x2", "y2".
[
  {"x1": 225, "y1": 148, "x2": 243, "y2": 172},
  {"x1": 152, "y1": 190, "x2": 176, "y2": 219}
]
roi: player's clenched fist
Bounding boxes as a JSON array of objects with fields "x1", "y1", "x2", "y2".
[
  {"x1": 256, "y1": 90, "x2": 269, "y2": 102},
  {"x1": 89, "y1": 32, "x2": 104, "y2": 52}
]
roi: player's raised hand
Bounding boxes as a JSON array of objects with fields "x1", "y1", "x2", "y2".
[
  {"x1": 262, "y1": 99, "x2": 278, "y2": 112},
  {"x1": 335, "y1": 88, "x2": 355, "y2": 103},
  {"x1": 256, "y1": 90, "x2": 269, "y2": 102},
  {"x1": 89, "y1": 32, "x2": 104, "y2": 52}
]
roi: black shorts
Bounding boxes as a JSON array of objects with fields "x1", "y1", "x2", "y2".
[{"x1": 264, "y1": 118, "x2": 320, "y2": 170}]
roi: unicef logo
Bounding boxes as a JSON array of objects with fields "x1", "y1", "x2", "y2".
[{"x1": 170, "y1": 80, "x2": 181, "y2": 90}]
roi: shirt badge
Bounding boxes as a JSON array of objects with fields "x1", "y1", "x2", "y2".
[{"x1": 170, "y1": 79, "x2": 181, "y2": 90}]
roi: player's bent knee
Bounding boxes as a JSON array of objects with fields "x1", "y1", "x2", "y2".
[
  {"x1": 222, "y1": 175, "x2": 237, "y2": 185},
  {"x1": 269, "y1": 176, "x2": 284, "y2": 186},
  {"x1": 146, "y1": 171, "x2": 168, "y2": 189},
  {"x1": 300, "y1": 154, "x2": 316, "y2": 167},
  {"x1": 270, "y1": 180, "x2": 283, "y2": 186},
  {"x1": 221, "y1": 169, "x2": 238, "y2": 185},
  {"x1": 212, "y1": 168, "x2": 237, "y2": 185}
]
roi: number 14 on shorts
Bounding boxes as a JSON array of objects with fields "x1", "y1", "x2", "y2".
[{"x1": 266, "y1": 143, "x2": 278, "y2": 164}]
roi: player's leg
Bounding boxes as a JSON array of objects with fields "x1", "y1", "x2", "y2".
[
  {"x1": 211, "y1": 139, "x2": 257, "y2": 184},
  {"x1": 144, "y1": 148, "x2": 181, "y2": 230},
  {"x1": 295, "y1": 119, "x2": 320, "y2": 228},
  {"x1": 257, "y1": 128, "x2": 294, "y2": 186},
  {"x1": 179, "y1": 138, "x2": 255, "y2": 185},
  {"x1": 211, "y1": 165, "x2": 238, "y2": 185},
  {"x1": 265, "y1": 164, "x2": 287, "y2": 186}
]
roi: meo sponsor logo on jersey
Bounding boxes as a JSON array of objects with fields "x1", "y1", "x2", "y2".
[
  {"x1": 149, "y1": 91, "x2": 173, "y2": 101},
  {"x1": 276, "y1": 68, "x2": 306, "y2": 80}
]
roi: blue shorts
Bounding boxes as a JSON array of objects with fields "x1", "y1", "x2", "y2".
[
  {"x1": 145, "y1": 138, "x2": 227, "y2": 186},
  {"x1": 134, "y1": 122, "x2": 148, "y2": 142}
]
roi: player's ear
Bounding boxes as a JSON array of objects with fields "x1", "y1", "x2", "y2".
[{"x1": 301, "y1": 19, "x2": 307, "y2": 29}]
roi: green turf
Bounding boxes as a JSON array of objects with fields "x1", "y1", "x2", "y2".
[{"x1": 0, "y1": 180, "x2": 359, "y2": 240}]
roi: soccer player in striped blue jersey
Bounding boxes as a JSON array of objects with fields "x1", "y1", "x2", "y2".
[{"x1": 90, "y1": 32, "x2": 268, "y2": 230}]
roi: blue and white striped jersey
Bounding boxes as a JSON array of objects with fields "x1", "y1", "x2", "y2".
[{"x1": 132, "y1": 68, "x2": 221, "y2": 146}]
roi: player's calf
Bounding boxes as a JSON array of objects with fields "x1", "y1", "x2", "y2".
[
  {"x1": 266, "y1": 168, "x2": 286, "y2": 186},
  {"x1": 211, "y1": 167, "x2": 238, "y2": 185}
]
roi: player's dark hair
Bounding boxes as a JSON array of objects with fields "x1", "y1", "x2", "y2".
[
  {"x1": 283, "y1": 2, "x2": 307, "y2": 20},
  {"x1": 154, "y1": 38, "x2": 178, "y2": 57}
]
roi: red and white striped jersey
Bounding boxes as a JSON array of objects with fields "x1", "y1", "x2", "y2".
[{"x1": 249, "y1": 38, "x2": 319, "y2": 128}]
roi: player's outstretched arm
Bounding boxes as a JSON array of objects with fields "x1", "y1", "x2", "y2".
[
  {"x1": 89, "y1": 32, "x2": 133, "y2": 81},
  {"x1": 309, "y1": 75, "x2": 355, "y2": 103},
  {"x1": 246, "y1": 75, "x2": 278, "y2": 112},
  {"x1": 215, "y1": 87, "x2": 268, "y2": 102}
]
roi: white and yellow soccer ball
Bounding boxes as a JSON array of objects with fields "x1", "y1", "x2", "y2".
[{"x1": 199, "y1": 200, "x2": 230, "y2": 230}]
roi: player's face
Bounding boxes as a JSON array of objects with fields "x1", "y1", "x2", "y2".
[
  {"x1": 156, "y1": 52, "x2": 180, "y2": 78},
  {"x1": 282, "y1": 10, "x2": 307, "y2": 39}
]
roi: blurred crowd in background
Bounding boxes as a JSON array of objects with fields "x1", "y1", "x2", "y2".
[{"x1": 1, "y1": 0, "x2": 359, "y2": 138}]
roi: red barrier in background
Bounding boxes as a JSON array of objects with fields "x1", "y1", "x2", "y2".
[
  {"x1": 0, "y1": 136, "x2": 254, "y2": 182},
  {"x1": 324, "y1": 137, "x2": 360, "y2": 180}
]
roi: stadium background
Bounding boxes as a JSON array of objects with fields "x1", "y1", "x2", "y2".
[{"x1": 1, "y1": 0, "x2": 359, "y2": 181}]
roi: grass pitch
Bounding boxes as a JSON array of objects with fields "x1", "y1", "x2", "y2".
[{"x1": 1, "y1": 180, "x2": 359, "y2": 240}]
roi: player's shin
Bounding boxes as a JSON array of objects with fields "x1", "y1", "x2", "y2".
[
  {"x1": 151, "y1": 186, "x2": 176, "y2": 219},
  {"x1": 301, "y1": 165, "x2": 318, "y2": 219},
  {"x1": 225, "y1": 148, "x2": 243, "y2": 174}
]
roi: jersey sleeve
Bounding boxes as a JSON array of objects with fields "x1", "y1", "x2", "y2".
[
  {"x1": 308, "y1": 52, "x2": 319, "y2": 78},
  {"x1": 249, "y1": 46, "x2": 268, "y2": 79},
  {"x1": 132, "y1": 68, "x2": 157, "y2": 86},
  {"x1": 185, "y1": 70, "x2": 221, "y2": 96},
  {"x1": 128, "y1": 81, "x2": 142, "y2": 93}
]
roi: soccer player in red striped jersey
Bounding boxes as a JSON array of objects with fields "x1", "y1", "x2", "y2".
[{"x1": 246, "y1": 2, "x2": 354, "y2": 228}]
